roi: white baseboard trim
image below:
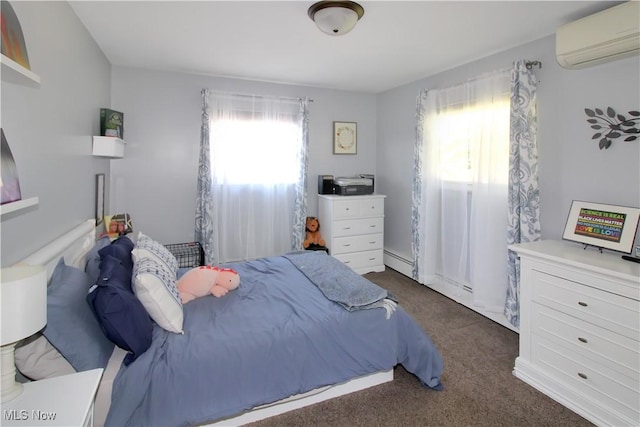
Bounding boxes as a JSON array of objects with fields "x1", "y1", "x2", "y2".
[
  {"x1": 383, "y1": 249, "x2": 413, "y2": 277},
  {"x1": 383, "y1": 248, "x2": 519, "y2": 333}
]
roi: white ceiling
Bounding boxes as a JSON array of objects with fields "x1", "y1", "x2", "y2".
[{"x1": 69, "y1": 0, "x2": 620, "y2": 93}]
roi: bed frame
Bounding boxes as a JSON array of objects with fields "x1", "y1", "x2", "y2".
[{"x1": 17, "y1": 220, "x2": 394, "y2": 426}]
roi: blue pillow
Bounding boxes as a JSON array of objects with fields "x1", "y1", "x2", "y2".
[
  {"x1": 87, "y1": 256, "x2": 153, "y2": 365},
  {"x1": 42, "y1": 258, "x2": 114, "y2": 372},
  {"x1": 98, "y1": 254, "x2": 133, "y2": 292},
  {"x1": 84, "y1": 236, "x2": 111, "y2": 282},
  {"x1": 98, "y1": 236, "x2": 134, "y2": 270}
]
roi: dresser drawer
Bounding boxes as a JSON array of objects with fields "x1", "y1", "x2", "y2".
[
  {"x1": 332, "y1": 198, "x2": 384, "y2": 219},
  {"x1": 332, "y1": 217, "x2": 384, "y2": 238},
  {"x1": 532, "y1": 335, "x2": 640, "y2": 422},
  {"x1": 357, "y1": 197, "x2": 384, "y2": 217},
  {"x1": 531, "y1": 269, "x2": 640, "y2": 340},
  {"x1": 332, "y1": 233, "x2": 383, "y2": 255},
  {"x1": 334, "y1": 249, "x2": 383, "y2": 272},
  {"x1": 533, "y1": 303, "x2": 640, "y2": 377}
]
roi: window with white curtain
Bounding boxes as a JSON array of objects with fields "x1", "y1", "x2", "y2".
[
  {"x1": 414, "y1": 69, "x2": 511, "y2": 312},
  {"x1": 207, "y1": 94, "x2": 305, "y2": 264}
]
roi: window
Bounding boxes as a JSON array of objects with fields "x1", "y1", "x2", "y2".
[
  {"x1": 414, "y1": 69, "x2": 512, "y2": 313},
  {"x1": 201, "y1": 93, "x2": 307, "y2": 264},
  {"x1": 434, "y1": 100, "x2": 510, "y2": 184},
  {"x1": 210, "y1": 119, "x2": 301, "y2": 185}
]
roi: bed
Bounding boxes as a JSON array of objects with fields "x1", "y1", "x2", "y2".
[{"x1": 15, "y1": 220, "x2": 443, "y2": 427}]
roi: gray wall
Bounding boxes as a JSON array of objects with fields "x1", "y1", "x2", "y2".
[
  {"x1": 109, "y1": 67, "x2": 377, "y2": 245},
  {"x1": 1, "y1": 1, "x2": 111, "y2": 267},
  {"x1": 2, "y1": 3, "x2": 638, "y2": 269},
  {"x1": 377, "y1": 35, "x2": 640, "y2": 262}
]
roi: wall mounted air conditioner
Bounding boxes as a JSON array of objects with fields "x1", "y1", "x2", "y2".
[{"x1": 556, "y1": 1, "x2": 640, "y2": 69}]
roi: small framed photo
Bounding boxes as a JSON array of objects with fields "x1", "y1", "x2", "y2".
[
  {"x1": 333, "y1": 121, "x2": 357, "y2": 154},
  {"x1": 562, "y1": 200, "x2": 640, "y2": 253},
  {"x1": 95, "y1": 174, "x2": 105, "y2": 226}
]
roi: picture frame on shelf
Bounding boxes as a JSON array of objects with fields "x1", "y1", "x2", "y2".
[
  {"x1": 1, "y1": 1, "x2": 31, "y2": 70},
  {"x1": 1, "y1": 128, "x2": 22, "y2": 205},
  {"x1": 562, "y1": 200, "x2": 640, "y2": 253},
  {"x1": 100, "y1": 108, "x2": 124, "y2": 139},
  {"x1": 95, "y1": 174, "x2": 105, "y2": 226},
  {"x1": 333, "y1": 121, "x2": 357, "y2": 154}
]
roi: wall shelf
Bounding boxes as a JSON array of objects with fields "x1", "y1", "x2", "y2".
[
  {"x1": 0, "y1": 197, "x2": 39, "y2": 217},
  {"x1": 1, "y1": 54, "x2": 40, "y2": 87},
  {"x1": 92, "y1": 136, "x2": 125, "y2": 158}
]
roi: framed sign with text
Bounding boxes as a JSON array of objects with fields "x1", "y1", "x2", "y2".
[{"x1": 562, "y1": 200, "x2": 640, "y2": 253}]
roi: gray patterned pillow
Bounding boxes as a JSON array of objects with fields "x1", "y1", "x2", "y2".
[{"x1": 133, "y1": 232, "x2": 179, "y2": 273}]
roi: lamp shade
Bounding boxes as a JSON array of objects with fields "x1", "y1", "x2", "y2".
[
  {"x1": 308, "y1": 1, "x2": 364, "y2": 36},
  {"x1": 1, "y1": 266, "x2": 47, "y2": 346}
]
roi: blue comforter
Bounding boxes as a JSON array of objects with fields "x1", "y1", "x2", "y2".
[{"x1": 106, "y1": 254, "x2": 443, "y2": 427}]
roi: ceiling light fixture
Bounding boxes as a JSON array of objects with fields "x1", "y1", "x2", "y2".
[{"x1": 308, "y1": 1, "x2": 364, "y2": 36}]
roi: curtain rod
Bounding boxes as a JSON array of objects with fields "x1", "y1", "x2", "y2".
[{"x1": 205, "y1": 89, "x2": 313, "y2": 103}]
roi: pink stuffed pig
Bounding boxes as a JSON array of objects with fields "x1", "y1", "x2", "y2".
[{"x1": 177, "y1": 266, "x2": 240, "y2": 303}]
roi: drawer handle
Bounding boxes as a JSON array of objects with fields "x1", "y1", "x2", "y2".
[
  {"x1": 577, "y1": 373, "x2": 588, "y2": 380},
  {"x1": 369, "y1": 241, "x2": 377, "y2": 244},
  {"x1": 578, "y1": 301, "x2": 588, "y2": 307},
  {"x1": 369, "y1": 225, "x2": 377, "y2": 228},
  {"x1": 369, "y1": 258, "x2": 376, "y2": 261},
  {"x1": 343, "y1": 261, "x2": 351, "y2": 264},
  {"x1": 345, "y1": 207, "x2": 350, "y2": 211},
  {"x1": 578, "y1": 337, "x2": 588, "y2": 344},
  {"x1": 343, "y1": 243, "x2": 351, "y2": 247},
  {"x1": 343, "y1": 227, "x2": 351, "y2": 230}
]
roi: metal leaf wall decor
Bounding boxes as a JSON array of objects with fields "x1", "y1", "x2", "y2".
[{"x1": 585, "y1": 107, "x2": 640, "y2": 149}]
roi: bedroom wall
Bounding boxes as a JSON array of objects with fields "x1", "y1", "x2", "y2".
[
  {"x1": 109, "y1": 67, "x2": 377, "y2": 245},
  {"x1": 377, "y1": 35, "x2": 640, "y2": 271},
  {"x1": 0, "y1": 2, "x2": 111, "y2": 267}
]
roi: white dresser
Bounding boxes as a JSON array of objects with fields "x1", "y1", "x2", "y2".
[
  {"x1": 318, "y1": 194, "x2": 385, "y2": 274},
  {"x1": 510, "y1": 240, "x2": 639, "y2": 427}
]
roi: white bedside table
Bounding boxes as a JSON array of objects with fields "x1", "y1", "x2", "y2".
[{"x1": 1, "y1": 368, "x2": 103, "y2": 427}]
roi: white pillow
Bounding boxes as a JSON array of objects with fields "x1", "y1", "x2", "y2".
[
  {"x1": 15, "y1": 334, "x2": 76, "y2": 380},
  {"x1": 133, "y1": 232, "x2": 179, "y2": 273},
  {"x1": 132, "y1": 258, "x2": 183, "y2": 334}
]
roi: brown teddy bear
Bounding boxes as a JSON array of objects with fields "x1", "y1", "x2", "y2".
[{"x1": 303, "y1": 216, "x2": 326, "y2": 249}]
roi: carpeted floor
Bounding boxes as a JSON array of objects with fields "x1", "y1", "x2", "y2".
[{"x1": 247, "y1": 268, "x2": 593, "y2": 427}]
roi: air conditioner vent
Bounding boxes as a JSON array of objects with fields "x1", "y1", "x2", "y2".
[{"x1": 556, "y1": 1, "x2": 640, "y2": 69}]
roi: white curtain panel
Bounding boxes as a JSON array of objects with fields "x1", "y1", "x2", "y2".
[{"x1": 413, "y1": 69, "x2": 511, "y2": 312}]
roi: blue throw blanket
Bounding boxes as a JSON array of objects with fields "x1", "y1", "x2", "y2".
[{"x1": 284, "y1": 251, "x2": 397, "y2": 317}]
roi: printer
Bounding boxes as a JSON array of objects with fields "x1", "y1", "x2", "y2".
[{"x1": 318, "y1": 174, "x2": 374, "y2": 196}]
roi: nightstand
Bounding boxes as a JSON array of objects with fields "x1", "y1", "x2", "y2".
[{"x1": 2, "y1": 368, "x2": 103, "y2": 427}]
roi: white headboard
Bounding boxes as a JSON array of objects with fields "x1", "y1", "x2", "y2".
[{"x1": 18, "y1": 220, "x2": 96, "y2": 281}]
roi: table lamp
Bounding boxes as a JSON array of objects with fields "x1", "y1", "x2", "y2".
[{"x1": 1, "y1": 265, "x2": 47, "y2": 403}]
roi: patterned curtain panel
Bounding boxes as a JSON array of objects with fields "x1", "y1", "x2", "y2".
[
  {"x1": 411, "y1": 90, "x2": 428, "y2": 282},
  {"x1": 292, "y1": 99, "x2": 310, "y2": 251},
  {"x1": 504, "y1": 60, "x2": 542, "y2": 328},
  {"x1": 195, "y1": 89, "x2": 215, "y2": 265}
]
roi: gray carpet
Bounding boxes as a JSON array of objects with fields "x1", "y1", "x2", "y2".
[{"x1": 247, "y1": 268, "x2": 593, "y2": 427}]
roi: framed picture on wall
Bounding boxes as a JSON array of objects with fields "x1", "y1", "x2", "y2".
[
  {"x1": 562, "y1": 200, "x2": 640, "y2": 253},
  {"x1": 333, "y1": 121, "x2": 357, "y2": 154},
  {"x1": 95, "y1": 174, "x2": 105, "y2": 226}
]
